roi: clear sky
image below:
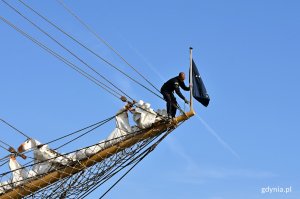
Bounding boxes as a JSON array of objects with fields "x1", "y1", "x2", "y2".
[{"x1": 0, "y1": 0, "x2": 300, "y2": 199}]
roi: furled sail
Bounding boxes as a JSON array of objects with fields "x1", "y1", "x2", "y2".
[{"x1": 191, "y1": 59, "x2": 210, "y2": 107}]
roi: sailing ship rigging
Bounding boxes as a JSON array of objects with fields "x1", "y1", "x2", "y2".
[{"x1": 0, "y1": 1, "x2": 210, "y2": 198}]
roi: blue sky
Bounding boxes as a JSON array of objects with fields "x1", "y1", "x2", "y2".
[{"x1": 0, "y1": 0, "x2": 300, "y2": 198}]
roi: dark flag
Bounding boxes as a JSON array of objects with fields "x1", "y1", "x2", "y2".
[{"x1": 191, "y1": 59, "x2": 210, "y2": 107}]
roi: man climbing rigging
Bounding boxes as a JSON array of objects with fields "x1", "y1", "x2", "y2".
[{"x1": 161, "y1": 72, "x2": 190, "y2": 118}]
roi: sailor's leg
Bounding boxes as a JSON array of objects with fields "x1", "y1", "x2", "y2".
[
  {"x1": 170, "y1": 94, "x2": 177, "y2": 118},
  {"x1": 171, "y1": 102, "x2": 177, "y2": 117},
  {"x1": 162, "y1": 92, "x2": 172, "y2": 117},
  {"x1": 167, "y1": 100, "x2": 172, "y2": 117}
]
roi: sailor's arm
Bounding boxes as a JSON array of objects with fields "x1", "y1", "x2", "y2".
[
  {"x1": 179, "y1": 81, "x2": 190, "y2": 91},
  {"x1": 175, "y1": 87, "x2": 186, "y2": 101}
]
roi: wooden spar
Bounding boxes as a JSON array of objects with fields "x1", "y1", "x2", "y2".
[{"x1": 0, "y1": 110, "x2": 195, "y2": 199}]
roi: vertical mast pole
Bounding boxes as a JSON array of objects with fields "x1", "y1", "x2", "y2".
[{"x1": 189, "y1": 47, "x2": 194, "y2": 111}]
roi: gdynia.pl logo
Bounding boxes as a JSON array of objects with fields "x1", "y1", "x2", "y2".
[{"x1": 261, "y1": 186, "x2": 292, "y2": 194}]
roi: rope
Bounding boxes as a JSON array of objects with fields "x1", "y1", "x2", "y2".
[
  {"x1": 54, "y1": 116, "x2": 114, "y2": 150},
  {"x1": 0, "y1": 118, "x2": 178, "y2": 197},
  {"x1": 0, "y1": 102, "x2": 165, "y2": 165},
  {"x1": 56, "y1": 0, "x2": 164, "y2": 100},
  {"x1": 0, "y1": 143, "x2": 9, "y2": 153},
  {"x1": 0, "y1": 118, "x2": 168, "y2": 181},
  {"x1": 18, "y1": 0, "x2": 163, "y2": 101},
  {"x1": 77, "y1": 135, "x2": 160, "y2": 199},
  {"x1": 15, "y1": 108, "x2": 136, "y2": 168},
  {"x1": 53, "y1": 104, "x2": 163, "y2": 151},
  {"x1": 0, "y1": 160, "x2": 9, "y2": 168},
  {"x1": 57, "y1": 0, "x2": 189, "y2": 110},
  {"x1": 41, "y1": 108, "x2": 128, "y2": 151},
  {"x1": 44, "y1": 118, "x2": 115, "y2": 147},
  {"x1": 0, "y1": 140, "x2": 24, "y2": 159},
  {"x1": 3, "y1": 1, "x2": 187, "y2": 112},
  {"x1": 0, "y1": 154, "x2": 10, "y2": 163},
  {"x1": 0, "y1": 129, "x2": 152, "y2": 193},
  {"x1": 19, "y1": 115, "x2": 118, "y2": 162},
  {"x1": 98, "y1": 149, "x2": 151, "y2": 199},
  {"x1": 0, "y1": 139, "x2": 27, "y2": 163},
  {"x1": 82, "y1": 122, "x2": 183, "y2": 199},
  {"x1": 0, "y1": 117, "x2": 113, "y2": 164},
  {"x1": 1, "y1": 0, "x2": 133, "y2": 101},
  {"x1": 0, "y1": 118, "x2": 30, "y2": 139},
  {"x1": 0, "y1": 15, "x2": 122, "y2": 100},
  {"x1": 2, "y1": 1, "x2": 187, "y2": 118},
  {"x1": 0, "y1": 140, "x2": 11, "y2": 148},
  {"x1": 97, "y1": 124, "x2": 180, "y2": 199}
]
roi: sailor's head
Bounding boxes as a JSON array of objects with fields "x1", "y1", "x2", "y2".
[{"x1": 178, "y1": 72, "x2": 185, "y2": 81}]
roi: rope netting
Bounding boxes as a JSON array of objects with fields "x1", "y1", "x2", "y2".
[
  {"x1": 0, "y1": 117, "x2": 180, "y2": 198},
  {"x1": 27, "y1": 134, "x2": 161, "y2": 199}
]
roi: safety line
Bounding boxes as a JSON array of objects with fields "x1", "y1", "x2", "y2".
[
  {"x1": 19, "y1": 0, "x2": 163, "y2": 102},
  {"x1": 56, "y1": 0, "x2": 164, "y2": 100},
  {"x1": 0, "y1": 15, "x2": 122, "y2": 100},
  {"x1": 1, "y1": 0, "x2": 133, "y2": 101}
]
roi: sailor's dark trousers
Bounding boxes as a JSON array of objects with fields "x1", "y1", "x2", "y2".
[{"x1": 161, "y1": 91, "x2": 177, "y2": 118}]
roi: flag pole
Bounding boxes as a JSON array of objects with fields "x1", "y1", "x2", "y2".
[{"x1": 189, "y1": 47, "x2": 193, "y2": 111}]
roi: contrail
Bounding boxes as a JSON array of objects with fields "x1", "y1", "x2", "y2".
[
  {"x1": 196, "y1": 115, "x2": 240, "y2": 159},
  {"x1": 118, "y1": 34, "x2": 167, "y2": 82}
]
